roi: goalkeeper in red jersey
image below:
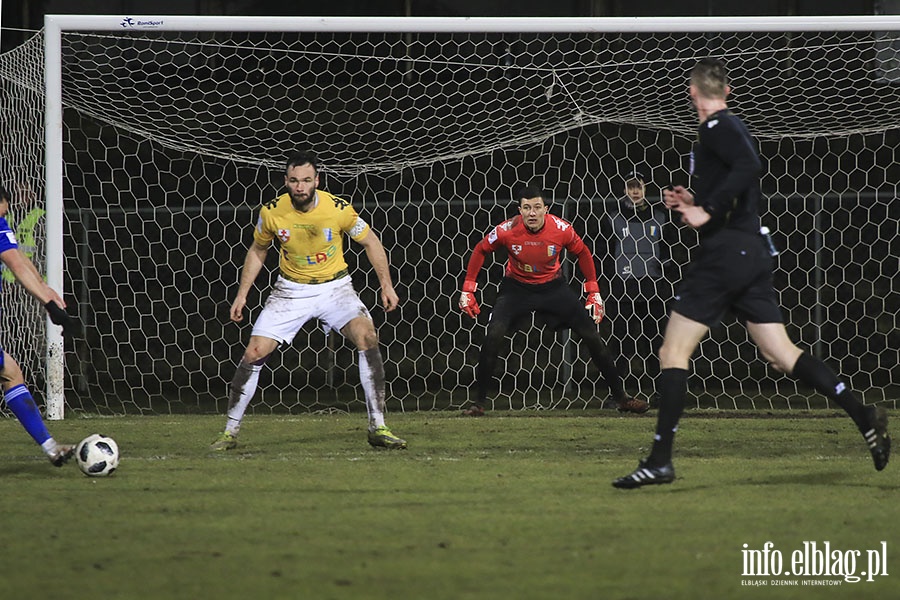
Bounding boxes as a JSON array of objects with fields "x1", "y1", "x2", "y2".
[{"x1": 458, "y1": 184, "x2": 648, "y2": 416}]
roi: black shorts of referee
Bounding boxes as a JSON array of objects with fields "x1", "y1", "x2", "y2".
[
  {"x1": 671, "y1": 229, "x2": 783, "y2": 328},
  {"x1": 489, "y1": 276, "x2": 595, "y2": 333}
]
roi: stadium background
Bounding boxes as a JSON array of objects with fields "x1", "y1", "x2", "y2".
[{"x1": 0, "y1": 2, "x2": 897, "y2": 415}]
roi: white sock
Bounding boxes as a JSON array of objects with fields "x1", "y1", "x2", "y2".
[
  {"x1": 41, "y1": 438, "x2": 59, "y2": 455},
  {"x1": 224, "y1": 362, "x2": 263, "y2": 435},
  {"x1": 359, "y1": 350, "x2": 386, "y2": 430}
]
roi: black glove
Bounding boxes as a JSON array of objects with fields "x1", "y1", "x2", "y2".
[{"x1": 45, "y1": 300, "x2": 78, "y2": 336}]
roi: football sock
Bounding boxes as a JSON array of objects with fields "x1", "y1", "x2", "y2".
[
  {"x1": 791, "y1": 352, "x2": 868, "y2": 433},
  {"x1": 580, "y1": 329, "x2": 627, "y2": 400},
  {"x1": 647, "y1": 368, "x2": 689, "y2": 466},
  {"x1": 475, "y1": 322, "x2": 509, "y2": 406},
  {"x1": 5, "y1": 384, "x2": 52, "y2": 446},
  {"x1": 41, "y1": 438, "x2": 62, "y2": 456},
  {"x1": 224, "y1": 361, "x2": 262, "y2": 435},
  {"x1": 359, "y1": 349, "x2": 386, "y2": 430}
]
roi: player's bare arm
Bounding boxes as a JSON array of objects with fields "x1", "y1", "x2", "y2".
[
  {"x1": 0, "y1": 247, "x2": 74, "y2": 334},
  {"x1": 355, "y1": 230, "x2": 399, "y2": 312},
  {"x1": 0, "y1": 248, "x2": 64, "y2": 306},
  {"x1": 230, "y1": 242, "x2": 269, "y2": 322}
]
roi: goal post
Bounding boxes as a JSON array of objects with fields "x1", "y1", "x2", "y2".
[{"x1": 14, "y1": 15, "x2": 900, "y2": 418}]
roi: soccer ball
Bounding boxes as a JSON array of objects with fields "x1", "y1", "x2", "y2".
[{"x1": 75, "y1": 434, "x2": 119, "y2": 477}]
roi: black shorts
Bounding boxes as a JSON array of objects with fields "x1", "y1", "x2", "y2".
[
  {"x1": 490, "y1": 277, "x2": 594, "y2": 332},
  {"x1": 671, "y1": 230, "x2": 783, "y2": 327}
]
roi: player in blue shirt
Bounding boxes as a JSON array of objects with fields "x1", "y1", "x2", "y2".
[{"x1": 0, "y1": 184, "x2": 77, "y2": 466}]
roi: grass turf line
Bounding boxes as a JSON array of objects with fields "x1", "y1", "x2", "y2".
[{"x1": 0, "y1": 411, "x2": 896, "y2": 600}]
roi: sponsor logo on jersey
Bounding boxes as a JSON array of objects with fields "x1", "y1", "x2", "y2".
[
  {"x1": 306, "y1": 244, "x2": 338, "y2": 265},
  {"x1": 323, "y1": 228, "x2": 333, "y2": 242},
  {"x1": 277, "y1": 228, "x2": 290, "y2": 243},
  {"x1": 515, "y1": 260, "x2": 536, "y2": 273},
  {"x1": 547, "y1": 245, "x2": 557, "y2": 257}
]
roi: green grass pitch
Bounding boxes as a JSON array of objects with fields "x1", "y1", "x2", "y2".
[{"x1": 2, "y1": 410, "x2": 897, "y2": 599}]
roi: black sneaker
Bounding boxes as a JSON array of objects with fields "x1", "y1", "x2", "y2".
[
  {"x1": 612, "y1": 458, "x2": 675, "y2": 489},
  {"x1": 863, "y1": 406, "x2": 890, "y2": 471}
]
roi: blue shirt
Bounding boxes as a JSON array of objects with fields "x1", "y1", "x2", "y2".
[
  {"x1": 0, "y1": 217, "x2": 15, "y2": 335},
  {"x1": 0, "y1": 216, "x2": 18, "y2": 284}
]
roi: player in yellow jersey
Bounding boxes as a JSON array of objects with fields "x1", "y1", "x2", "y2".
[{"x1": 211, "y1": 151, "x2": 406, "y2": 450}]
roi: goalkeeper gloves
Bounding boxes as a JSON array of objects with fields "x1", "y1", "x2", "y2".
[
  {"x1": 583, "y1": 281, "x2": 605, "y2": 324},
  {"x1": 45, "y1": 300, "x2": 77, "y2": 337},
  {"x1": 459, "y1": 280, "x2": 480, "y2": 319}
]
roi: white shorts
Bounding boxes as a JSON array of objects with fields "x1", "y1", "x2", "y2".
[{"x1": 251, "y1": 275, "x2": 371, "y2": 344}]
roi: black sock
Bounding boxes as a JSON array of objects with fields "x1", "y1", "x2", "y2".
[
  {"x1": 647, "y1": 368, "x2": 689, "y2": 466},
  {"x1": 580, "y1": 328, "x2": 627, "y2": 401},
  {"x1": 475, "y1": 324, "x2": 508, "y2": 407},
  {"x1": 791, "y1": 352, "x2": 868, "y2": 433}
]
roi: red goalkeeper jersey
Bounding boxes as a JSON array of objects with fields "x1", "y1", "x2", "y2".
[{"x1": 464, "y1": 214, "x2": 598, "y2": 286}]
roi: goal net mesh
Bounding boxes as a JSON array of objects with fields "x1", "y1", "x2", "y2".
[{"x1": 0, "y1": 24, "x2": 898, "y2": 415}]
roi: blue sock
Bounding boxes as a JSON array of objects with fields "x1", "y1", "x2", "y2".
[{"x1": 5, "y1": 384, "x2": 51, "y2": 446}]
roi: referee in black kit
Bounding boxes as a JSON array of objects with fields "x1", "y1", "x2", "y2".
[{"x1": 613, "y1": 58, "x2": 890, "y2": 489}]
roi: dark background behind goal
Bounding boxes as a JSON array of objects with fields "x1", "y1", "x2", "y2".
[{"x1": 1, "y1": 2, "x2": 898, "y2": 414}]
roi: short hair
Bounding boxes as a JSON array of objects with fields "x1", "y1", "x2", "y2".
[
  {"x1": 0, "y1": 185, "x2": 9, "y2": 203},
  {"x1": 691, "y1": 58, "x2": 728, "y2": 99},
  {"x1": 285, "y1": 151, "x2": 319, "y2": 174},
  {"x1": 514, "y1": 184, "x2": 545, "y2": 204}
]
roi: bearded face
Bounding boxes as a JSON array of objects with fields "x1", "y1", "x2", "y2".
[{"x1": 285, "y1": 163, "x2": 319, "y2": 211}]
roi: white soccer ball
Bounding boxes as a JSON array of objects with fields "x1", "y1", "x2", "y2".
[{"x1": 75, "y1": 434, "x2": 120, "y2": 477}]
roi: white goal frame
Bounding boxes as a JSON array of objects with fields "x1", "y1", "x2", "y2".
[{"x1": 41, "y1": 14, "x2": 900, "y2": 418}]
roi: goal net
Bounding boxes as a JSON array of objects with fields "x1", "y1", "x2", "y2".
[{"x1": 1, "y1": 16, "x2": 898, "y2": 417}]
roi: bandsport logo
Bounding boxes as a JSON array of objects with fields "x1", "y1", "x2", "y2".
[{"x1": 120, "y1": 17, "x2": 165, "y2": 28}]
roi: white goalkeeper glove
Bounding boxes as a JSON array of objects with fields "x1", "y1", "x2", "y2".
[
  {"x1": 459, "y1": 281, "x2": 480, "y2": 319},
  {"x1": 583, "y1": 281, "x2": 604, "y2": 324}
]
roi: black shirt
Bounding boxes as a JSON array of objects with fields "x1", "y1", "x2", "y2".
[{"x1": 690, "y1": 109, "x2": 762, "y2": 242}]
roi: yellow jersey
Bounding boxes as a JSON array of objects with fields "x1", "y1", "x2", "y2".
[{"x1": 254, "y1": 189, "x2": 371, "y2": 284}]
